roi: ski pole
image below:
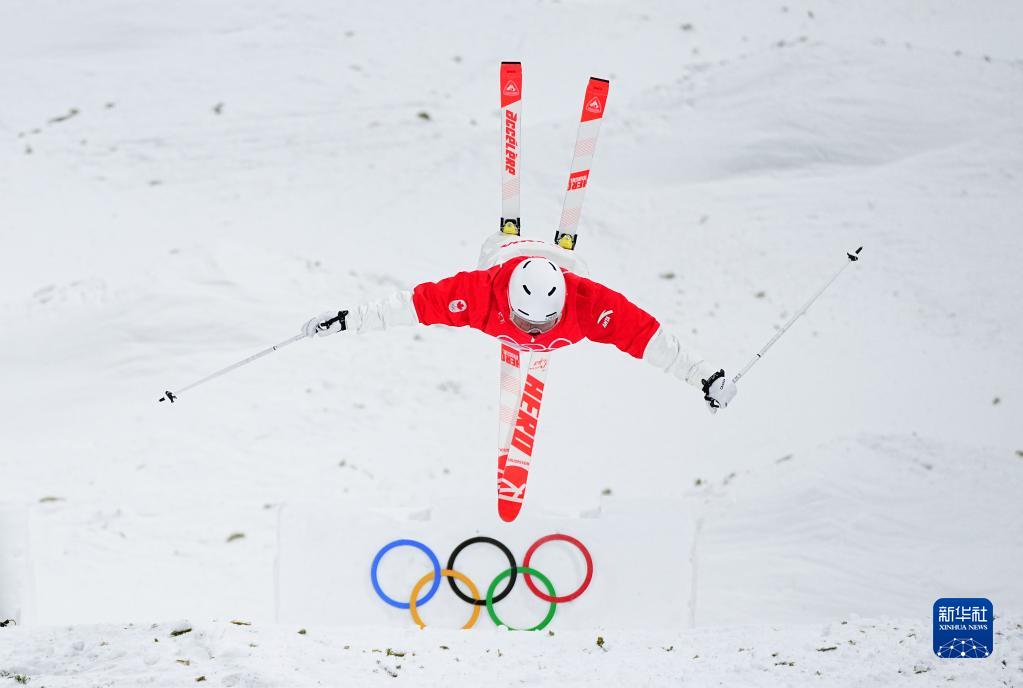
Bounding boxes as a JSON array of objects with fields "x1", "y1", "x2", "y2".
[
  {"x1": 732, "y1": 247, "x2": 863, "y2": 384},
  {"x1": 158, "y1": 311, "x2": 347, "y2": 403}
]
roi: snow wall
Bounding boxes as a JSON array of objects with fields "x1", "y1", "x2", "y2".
[
  {"x1": 0, "y1": 504, "x2": 33, "y2": 625},
  {"x1": 276, "y1": 498, "x2": 695, "y2": 631}
]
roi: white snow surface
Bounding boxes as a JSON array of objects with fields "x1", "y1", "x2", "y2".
[
  {"x1": 2, "y1": 0, "x2": 1023, "y2": 685},
  {"x1": 2, "y1": 617, "x2": 1021, "y2": 687}
]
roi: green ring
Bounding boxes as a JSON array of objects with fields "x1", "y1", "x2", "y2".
[{"x1": 485, "y1": 566, "x2": 557, "y2": 631}]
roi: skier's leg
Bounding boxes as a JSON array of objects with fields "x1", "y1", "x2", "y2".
[
  {"x1": 478, "y1": 232, "x2": 590, "y2": 275},
  {"x1": 479, "y1": 231, "x2": 555, "y2": 270},
  {"x1": 478, "y1": 231, "x2": 514, "y2": 269}
]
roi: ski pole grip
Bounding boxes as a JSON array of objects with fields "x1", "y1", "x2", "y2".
[{"x1": 318, "y1": 309, "x2": 349, "y2": 332}]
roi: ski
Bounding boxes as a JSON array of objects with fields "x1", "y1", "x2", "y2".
[
  {"x1": 554, "y1": 77, "x2": 610, "y2": 250},
  {"x1": 496, "y1": 343, "x2": 521, "y2": 510},
  {"x1": 495, "y1": 62, "x2": 533, "y2": 522},
  {"x1": 500, "y1": 61, "x2": 522, "y2": 236},
  {"x1": 497, "y1": 349, "x2": 552, "y2": 522}
]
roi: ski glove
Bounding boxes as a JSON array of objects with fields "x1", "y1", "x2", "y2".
[
  {"x1": 302, "y1": 310, "x2": 348, "y2": 337},
  {"x1": 702, "y1": 369, "x2": 737, "y2": 414}
]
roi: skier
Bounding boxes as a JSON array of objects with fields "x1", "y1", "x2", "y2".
[
  {"x1": 159, "y1": 62, "x2": 859, "y2": 522},
  {"x1": 300, "y1": 230, "x2": 738, "y2": 413},
  {"x1": 297, "y1": 66, "x2": 739, "y2": 523}
]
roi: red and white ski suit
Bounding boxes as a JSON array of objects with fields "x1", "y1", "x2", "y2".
[{"x1": 343, "y1": 254, "x2": 716, "y2": 388}]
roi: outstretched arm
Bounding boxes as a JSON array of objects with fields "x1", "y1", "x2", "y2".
[
  {"x1": 642, "y1": 327, "x2": 715, "y2": 388},
  {"x1": 301, "y1": 269, "x2": 495, "y2": 337},
  {"x1": 644, "y1": 328, "x2": 737, "y2": 414},
  {"x1": 302, "y1": 290, "x2": 418, "y2": 336},
  {"x1": 579, "y1": 276, "x2": 737, "y2": 411}
]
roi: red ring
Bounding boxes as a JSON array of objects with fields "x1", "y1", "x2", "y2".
[{"x1": 522, "y1": 533, "x2": 593, "y2": 603}]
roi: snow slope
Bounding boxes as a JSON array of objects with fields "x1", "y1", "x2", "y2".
[
  {"x1": 2, "y1": 0, "x2": 1022, "y2": 684},
  {"x1": 2, "y1": 616, "x2": 1021, "y2": 687}
]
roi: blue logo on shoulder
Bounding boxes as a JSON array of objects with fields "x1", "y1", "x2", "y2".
[{"x1": 933, "y1": 598, "x2": 993, "y2": 658}]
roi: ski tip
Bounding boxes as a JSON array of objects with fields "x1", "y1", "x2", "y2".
[
  {"x1": 501, "y1": 61, "x2": 522, "y2": 65},
  {"x1": 497, "y1": 499, "x2": 523, "y2": 522},
  {"x1": 590, "y1": 76, "x2": 610, "y2": 84}
]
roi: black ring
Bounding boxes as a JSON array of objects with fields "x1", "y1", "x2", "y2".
[{"x1": 446, "y1": 536, "x2": 517, "y2": 606}]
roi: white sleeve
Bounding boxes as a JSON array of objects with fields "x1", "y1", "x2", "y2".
[
  {"x1": 642, "y1": 327, "x2": 717, "y2": 388},
  {"x1": 346, "y1": 291, "x2": 419, "y2": 334}
]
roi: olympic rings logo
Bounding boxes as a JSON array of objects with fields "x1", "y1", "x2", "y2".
[{"x1": 370, "y1": 534, "x2": 593, "y2": 631}]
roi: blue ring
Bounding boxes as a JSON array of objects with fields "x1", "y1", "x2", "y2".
[{"x1": 371, "y1": 539, "x2": 441, "y2": 609}]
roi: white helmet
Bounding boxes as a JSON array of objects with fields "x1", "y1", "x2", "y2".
[{"x1": 508, "y1": 258, "x2": 566, "y2": 335}]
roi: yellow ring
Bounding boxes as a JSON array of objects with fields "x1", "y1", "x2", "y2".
[{"x1": 409, "y1": 569, "x2": 481, "y2": 629}]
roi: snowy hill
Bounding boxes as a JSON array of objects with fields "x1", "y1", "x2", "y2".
[
  {"x1": 2, "y1": 0, "x2": 1022, "y2": 685},
  {"x1": 2, "y1": 616, "x2": 1021, "y2": 687}
]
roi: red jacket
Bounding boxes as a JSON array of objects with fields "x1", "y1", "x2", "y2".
[{"x1": 411, "y1": 256, "x2": 659, "y2": 356}]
